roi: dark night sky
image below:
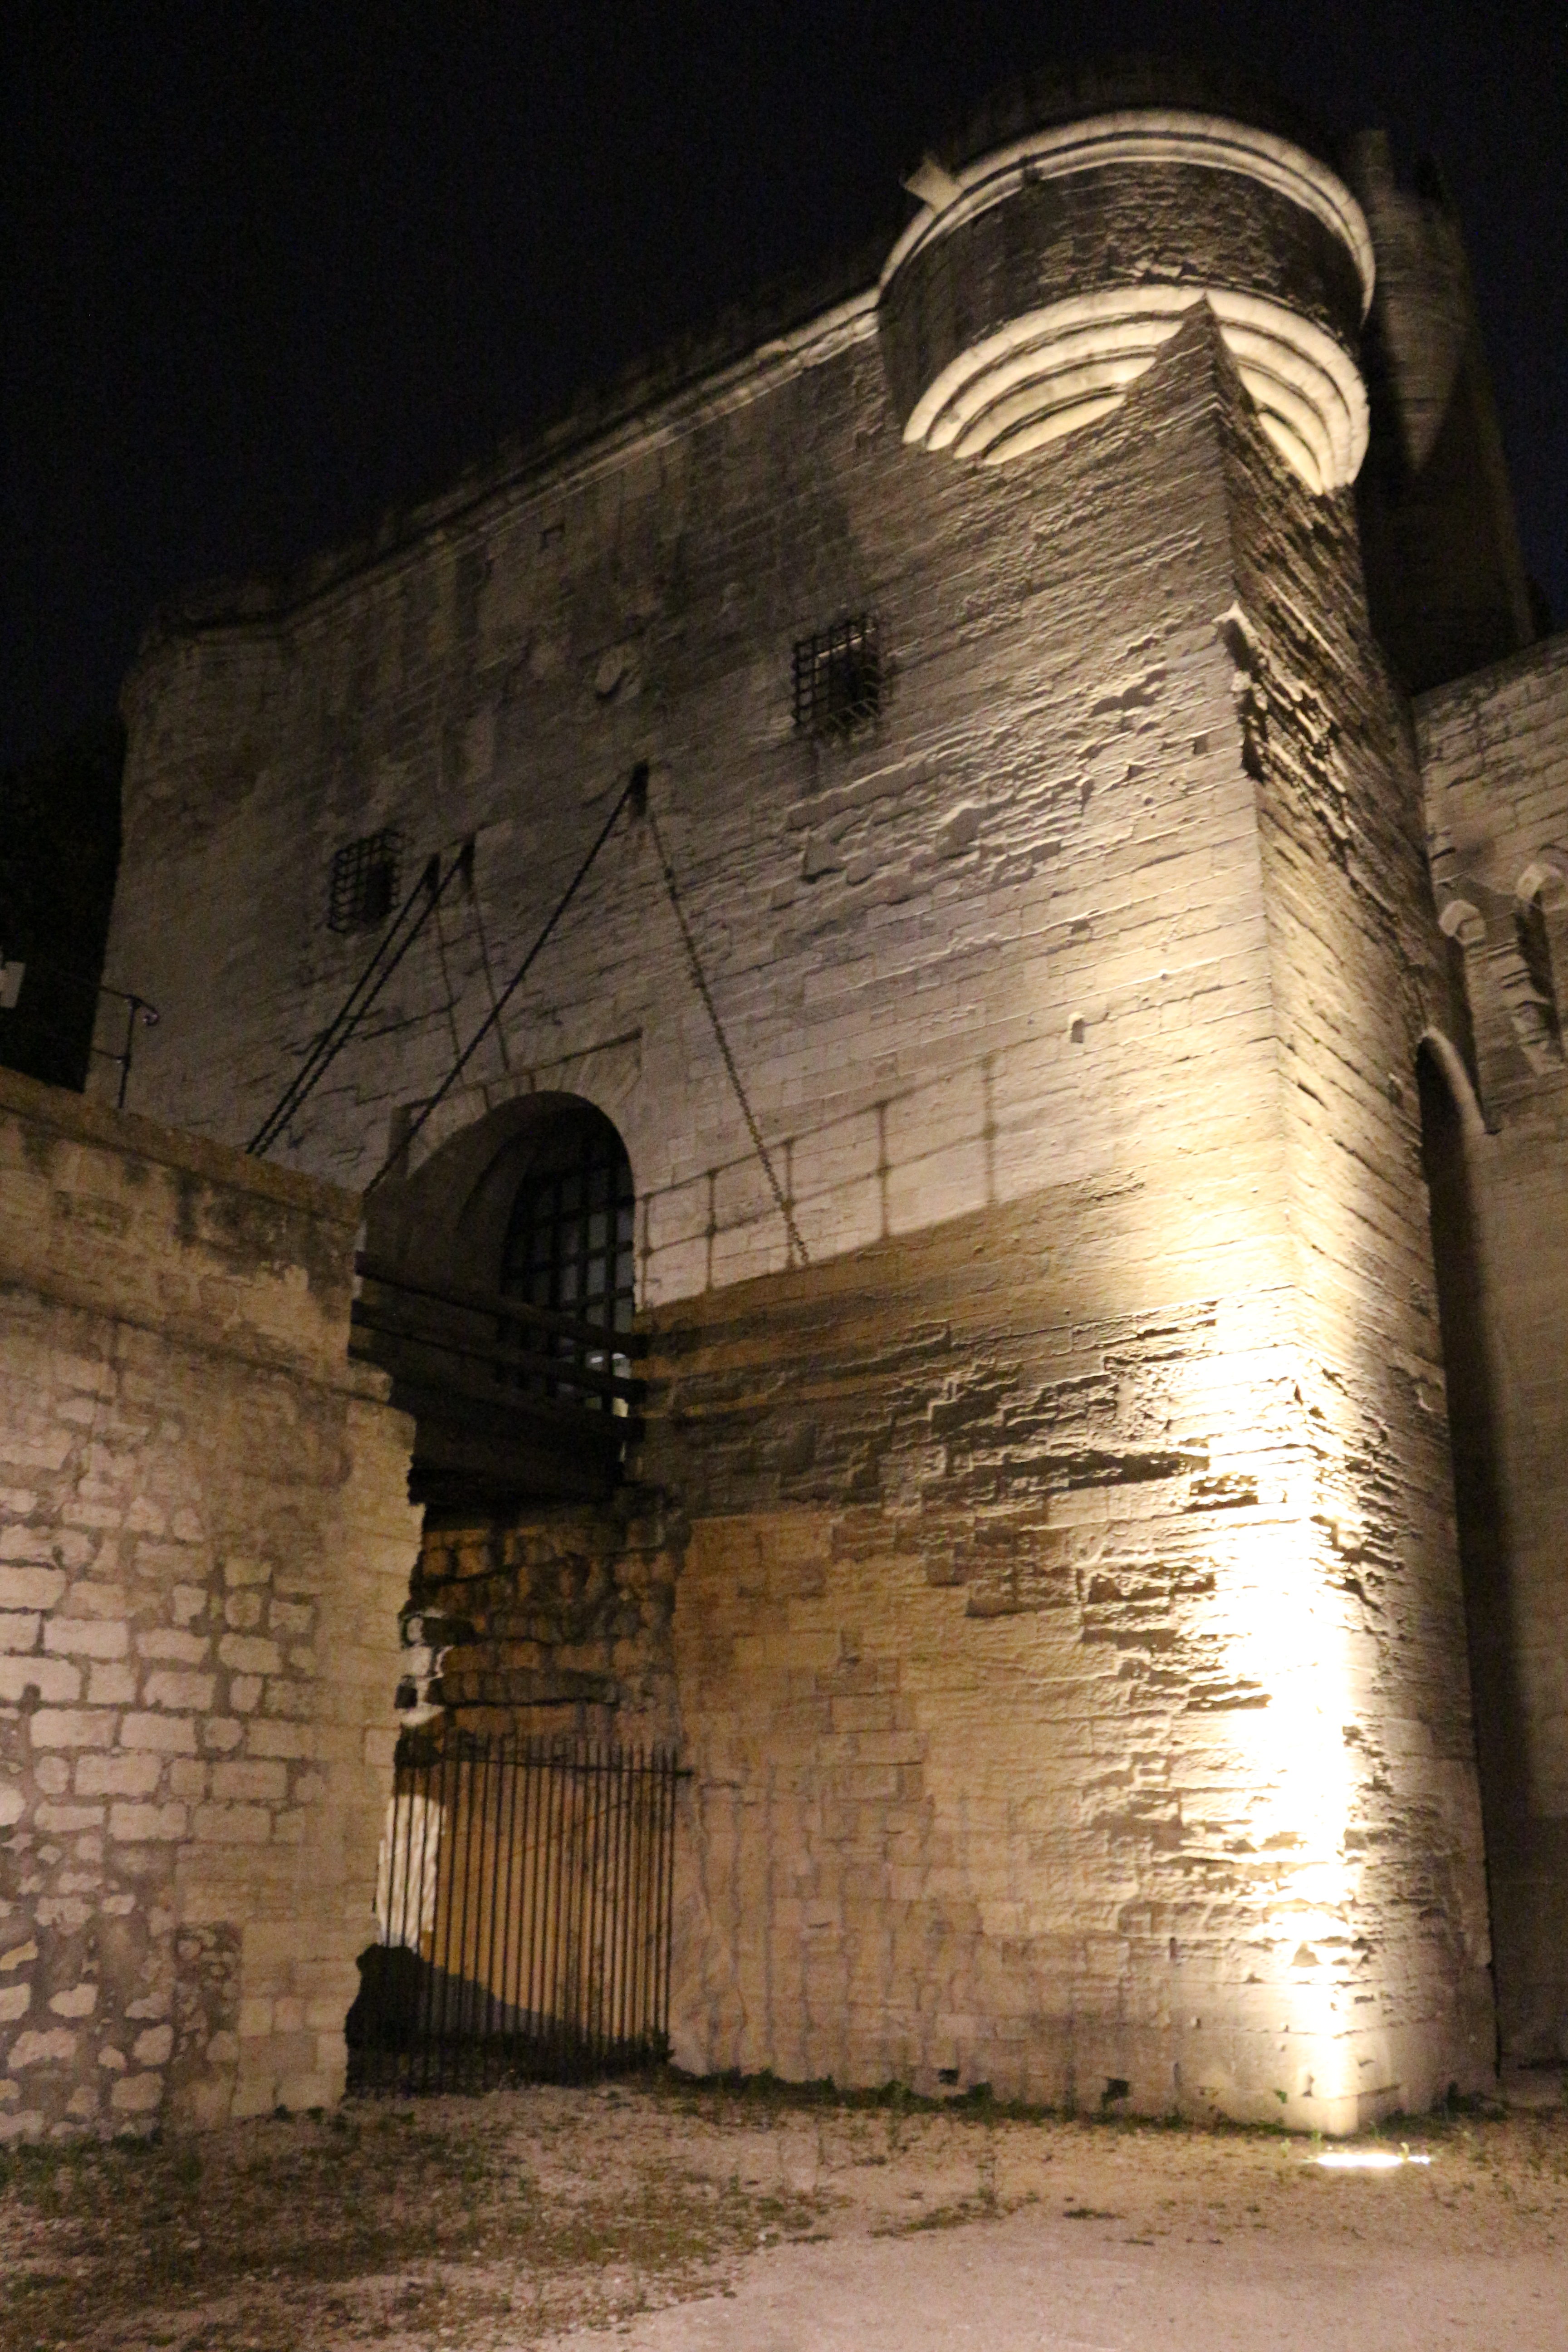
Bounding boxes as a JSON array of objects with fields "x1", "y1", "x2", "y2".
[{"x1": 4, "y1": 0, "x2": 1564, "y2": 774}]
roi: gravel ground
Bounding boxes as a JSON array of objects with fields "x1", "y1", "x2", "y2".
[{"x1": 0, "y1": 2077, "x2": 1564, "y2": 2351}]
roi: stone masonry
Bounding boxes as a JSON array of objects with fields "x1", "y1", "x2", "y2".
[
  {"x1": 411, "y1": 1501, "x2": 681, "y2": 1743},
  {"x1": 1416, "y1": 631, "x2": 1568, "y2": 2068},
  {"x1": 619, "y1": 319, "x2": 1498, "y2": 2126},
  {"x1": 0, "y1": 1067, "x2": 418, "y2": 2138},
  {"x1": 94, "y1": 76, "x2": 1562, "y2": 2123}
]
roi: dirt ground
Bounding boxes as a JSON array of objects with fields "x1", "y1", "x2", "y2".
[{"x1": 1, "y1": 2076, "x2": 1565, "y2": 2352}]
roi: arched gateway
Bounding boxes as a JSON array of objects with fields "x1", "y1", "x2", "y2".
[{"x1": 353, "y1": 1093, "x2": 643, "y2": 1513}]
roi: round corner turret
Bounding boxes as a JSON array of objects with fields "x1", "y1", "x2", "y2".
[{"x1": 878, "y1": 59, "x2": 1372, "y2": 494}]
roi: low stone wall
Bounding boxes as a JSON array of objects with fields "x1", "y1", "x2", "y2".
[{"x1": 0, "y1": 1069, "x2": 418, "y2": 2139}]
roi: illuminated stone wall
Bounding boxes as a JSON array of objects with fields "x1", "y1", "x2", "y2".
[
  {"x1": 647, "y1": 324, "x2": 1493, "y2": 2131},
  {"x1": 1417, "y1": 629, "x2": 1568, "y2": 2070},
  {"x1": 0, "y1": 1070, "x2": 417, "y2": 2139},
  {"x1": 101, "y1": 115, "x2": 1500, "y2": 2126}
]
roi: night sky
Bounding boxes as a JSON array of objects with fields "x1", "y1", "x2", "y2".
[{"x1": 5, "y1": 0, "x2": 1564, "y2": 774}]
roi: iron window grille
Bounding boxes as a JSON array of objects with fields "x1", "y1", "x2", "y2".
[
  {"x1": 793, "y1": 615, "x2": 881, "y2": 736},
  {"x1": 499, "y1": 1116, "x2": 637, "y2": 1409},
  {"x1": 328, "y1": 828, "x2": 405, "y2": 933}
]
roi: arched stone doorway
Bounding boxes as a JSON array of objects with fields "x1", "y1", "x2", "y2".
[
  {"x1": 356, "y1": 1093, "x2": 643, "y2": 1514},
  {"x1": 348, "y1": 1099, "x2": 681, "y2": 2084}
]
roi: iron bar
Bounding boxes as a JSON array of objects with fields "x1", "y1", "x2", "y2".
[
  {"x1": 354, "y1": 1254, "x2": 650, "y2": 1356},
  {"x1": 351, "y1": 1730, "x2": 686, "y2": 2096},
  {"x1": 348, "y1": 1299, "x2": 643, "y2": 1409},
  {"x1": 523, "y1": 1739, "x2": 545, "y2": 2073}
]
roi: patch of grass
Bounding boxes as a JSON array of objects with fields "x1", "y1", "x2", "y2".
[{"x1": 871, "y1": 2200, "x2": 987, "y2": 2237}]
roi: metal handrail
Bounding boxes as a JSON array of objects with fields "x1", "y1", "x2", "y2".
[
  {"x1": 354, "y1": 1253, "x2": 648, "y2": 1357},
  {"x1": 349, "y1": 1299, "x2": 644, "y2": 1409}
]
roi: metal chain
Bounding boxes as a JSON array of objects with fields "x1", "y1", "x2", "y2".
[{"x1": 644, "y1": 802, "x2": 808, "y2": 1269}]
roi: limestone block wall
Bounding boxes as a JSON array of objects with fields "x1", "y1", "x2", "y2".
[
  {"x1": 655, "y1": 1159, "x2": 1491, "y2": 2127},
  {"x1": 0, "y1": 1069, "x2": 418, "y2": 2139},
  {"x1": 1215, "y1": 316, "x2": 1496, "y2": 2105},
  {"x1": 101, "y1": 290, "x2": 1330, "y2": 1303},
  {"x1": 1417, "y1": 631, "x2": 1568, "y2": 2065}
]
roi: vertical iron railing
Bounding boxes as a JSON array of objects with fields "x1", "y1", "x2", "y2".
[{"x1": 349, "y1": 1729, "x2": 683, "y2": 2094}]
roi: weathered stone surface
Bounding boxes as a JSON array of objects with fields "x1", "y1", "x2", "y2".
[
  {"x1": 0, "y1": 1068, "x2": 418, "y2": 2139},
  {"x1": 411, "y1": 1501, "x2": 680, "y2": 1740}
]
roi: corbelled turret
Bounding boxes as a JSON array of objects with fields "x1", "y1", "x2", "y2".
[{"x1": 879, "y1": 94, "x2": 1374, "y2": 495}]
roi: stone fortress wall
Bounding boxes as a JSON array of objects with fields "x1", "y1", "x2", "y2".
[
  {"x1": 93, "y1": 67, "x2": 1565, "y2": 2123},
  {"x1": 1416, "y1": 632, "x2": 1568, "y2": 2067},
  {"x1": 0, "y1": 1069, "x2": 417, "y2": 2138}
]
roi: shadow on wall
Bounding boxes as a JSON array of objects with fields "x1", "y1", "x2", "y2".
[
  {"x1": 1416, "y1": 1034, "x2": 1519, "y2": 2061},
  {"x1": 394, "y1": 1037, "x2": 1098, "y2": 1307}
]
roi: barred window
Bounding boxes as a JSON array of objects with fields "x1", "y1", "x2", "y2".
[
  {"x1": 499, "y1": 1108, "x2": 636, "y2": 1410},
  {"x1": 793, "y1": 615, "x2": 881, "y2": 736},
  {"x1": 328, "y1": 828, "x2": 404, "y2": 933}
]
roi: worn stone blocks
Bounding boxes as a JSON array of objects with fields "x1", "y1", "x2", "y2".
[
  {"x1": 0, "y1": 1071, "x2": 418, "y2": 2139},
  {"x1": 1417, "y1": 632, "x2": 1568, "y2": 2065}
]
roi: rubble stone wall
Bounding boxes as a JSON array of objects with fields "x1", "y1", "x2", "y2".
[
  {"x1": 411, "y1": 1502, "x2": 681, "y2": 1743},
  {"x1": 0, "y1": 1069, "x2": 418, "y2": 2139}
]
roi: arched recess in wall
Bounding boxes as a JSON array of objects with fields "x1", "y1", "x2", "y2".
[
  {"x1": 1436, "y1": 900, "x2": 1484, "y2": 1100},
  {"x1": 359, "y1": 1093, "x2": 641, "y2": 1514},
  {"x1": 1514, "y1": 859, "x2": 1568, "y2": 1069},
  {"x1": 1416, "y1": 1034, "x2": 1523, "y2": 1957}
]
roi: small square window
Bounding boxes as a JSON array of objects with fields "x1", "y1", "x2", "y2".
[
  {"x1": 328, "y1": 828, "x2": 404, "y2": 932},
  {"x1": 793, "y1": 615, "x2": 881, "y2": 736}
]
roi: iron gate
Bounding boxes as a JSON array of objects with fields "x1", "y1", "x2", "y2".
[{"x1": 348, "y1": 1729, "x2": 683, "y2": 2093}]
